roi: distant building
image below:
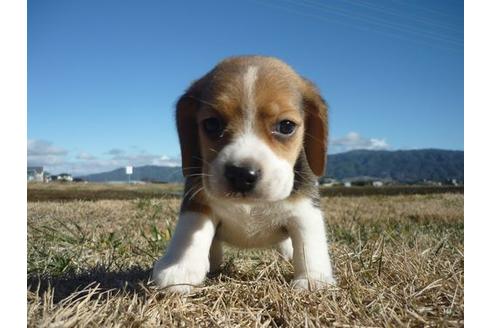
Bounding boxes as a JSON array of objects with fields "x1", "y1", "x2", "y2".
[
  {"x1": 319, "y1": 177, "x2": 339, "y2": 186},
  {"x1": 27, "y1": 166, "x2": 44, "y2": 182},
  {"x1": 57, "y1": 173, "x2": 73, "y2": 182},
  {"x1": 444, "y1": 178, "x2": 460, "y2": 186},
  {"x1": 43, "y1": 172, "x2": 52, "y2": 182},
  {"x1": 422, "y1": 179, "x2": 443, "y2": 186},
  {"x1": 342, "y1": 176, "x2": 392, "y2": 187}
]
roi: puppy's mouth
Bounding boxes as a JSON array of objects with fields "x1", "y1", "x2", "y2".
[
  {"x1": 203, "y1": 179, "x2": 265, "y2": 203},
  {"x1": 219, "y1": 191, "x2": 267, "y2": 202},
  {"x1": 202, "y1": 174, "x2": 293, "y2": 204}
]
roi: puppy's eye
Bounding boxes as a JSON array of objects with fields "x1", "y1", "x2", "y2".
[
  {"x1": 202, "y1": 117, "x2": 224, "y2": 138},
  {"x1": 275, "y1": 120, "x2": 297, "y2": 136}
]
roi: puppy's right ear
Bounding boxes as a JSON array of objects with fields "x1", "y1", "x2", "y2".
[{"x1": 176, "y1": 92, "x2": 201, "y2": 177}]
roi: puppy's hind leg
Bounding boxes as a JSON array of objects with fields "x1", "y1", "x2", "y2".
[
  {"x1": 276, "y1": 237, "x2": 294, "y2": 261},
  {"x1": 209, "y1": 237, "x2": 223, "y2": 273}
]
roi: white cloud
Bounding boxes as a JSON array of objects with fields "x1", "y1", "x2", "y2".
[
  {"x1": 105, "y1": 152, "x2": 180, "y2": 168},
  {"x1": 65, "y1": 152, "x2": 180, "y2": 176},
  {"x1": 106, "y1": 148, "x2": 125, "y2": 156},
  {"x1": 330, "y1": 132, "x2": 390, "y2": 153},
  {"x1": 27, "y1": 139, "x2": 180, "y2": 176},
  {"x1": 76, "y1": 152, "x2": 97, "y2": 160},
  {"x1": 27, "y1": 139, "x2": 68, "y2": 156},
  {"x1": 27, "y1": 139, "x2": 68, "y2": 167}
]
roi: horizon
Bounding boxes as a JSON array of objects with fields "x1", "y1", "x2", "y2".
[
  {"x1": 28, "y1": 0, "x2": 464, "y2": 175},
  {"x1": 27, "y1": 148, "x2": 464, "y2": 177}
]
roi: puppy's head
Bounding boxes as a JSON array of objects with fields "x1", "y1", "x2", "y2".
[{"x1": 176, "y1": 56, "x2": 327, "y2": 202}]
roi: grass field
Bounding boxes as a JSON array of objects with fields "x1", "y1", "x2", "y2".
[
  {"x1": 27, "y1": 185, "x2": 464, "y2": 327},
  {"x1": 27, "y1": 182, "x2": 463, "y2": 202}
]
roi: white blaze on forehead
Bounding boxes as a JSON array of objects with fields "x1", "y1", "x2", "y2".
[
  {"x1": 243, "y1": 65, "x2": 258, "y2": 131},
  {"x1": 206, "y1": 65, "x2": 295, "y2": 201}
]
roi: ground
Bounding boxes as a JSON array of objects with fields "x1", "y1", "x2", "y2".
[{"x1": 27, "y1": 184, "x2": 463, "y2": 327}]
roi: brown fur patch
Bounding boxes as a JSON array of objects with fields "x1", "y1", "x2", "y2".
[
  {"x1": 180, "y1": 177, "x2": 211, "y2": 216},
  {"x1": 193, "y1": 56, "x2": 309, "y2": 168}
]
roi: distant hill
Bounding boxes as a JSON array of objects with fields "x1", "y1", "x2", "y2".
[
  {"x1": 326, "y1": 149, "x2": 463, "y2": 183},
  {"x1": 80, "y1": 149, "x2": 464, "y2": 183},
  {"x1": 81, "y1": 165, "x2": 184, "y2": 183}
]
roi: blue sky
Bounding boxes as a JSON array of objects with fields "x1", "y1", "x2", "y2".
[{"x1": 27, "y1": 0, "x2": 463, "y2": 175}]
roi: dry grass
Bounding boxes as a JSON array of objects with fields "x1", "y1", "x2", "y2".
[
  {"x1": 27, "y1": 182, "x2": 183, "y2": 202},
  {"x1": 27, "y1": 182, "x2": 463, "y2": 202},
  {"x1": 27, "y1": 193, "x2": 463, "y2": 327}
]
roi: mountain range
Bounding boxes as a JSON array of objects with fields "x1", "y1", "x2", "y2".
[
  {"x1": 80, "y1": 149, "x2": 464, "y2": 183},
  {"x1": 325, "y1": 149, "x2": 463, "y2": 182}
]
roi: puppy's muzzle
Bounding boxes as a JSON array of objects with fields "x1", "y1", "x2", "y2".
[{"x1": 224, "y1": 163, "x2": 261, "y2": 193}]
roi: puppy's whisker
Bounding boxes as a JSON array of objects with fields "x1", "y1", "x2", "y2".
[
  {"x1": 182, "y1": 184, "x2": 201, "y2": 200},
  {"x1": 188, "y1": 186, "x2": 205, "y2": 203},
  {"x1": 294, "y1": 176, "x2": 313, "y2": 185},
  {"x1": 304, "y1": 131, "x2": 328, "y2": 146},
  {"x1": 181, "y1": 166, "x2": 203, "y2": 170},
  {"x1": 294, "y1": 170, "x2": 311, "y2": 180},
  {"x1": 184, "y1": 95, "x2": 218, "y2": 109},
  {"x1": 294, "y1": 168, "x2": 312, "y2": 176},
  {"x1": 187, "y1": 173, "x2": 212, "y2": 178},
  {"x1": 293, "y1": 170, "x2": 314, "y2": 184},
  {"x1": 191, "y1": 156, "x2": 213, "y2": 168}
]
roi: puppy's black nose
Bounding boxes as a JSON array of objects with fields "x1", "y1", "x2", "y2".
[{"x1": 224, "y1": 164, "x2": 261, "y2": 193}]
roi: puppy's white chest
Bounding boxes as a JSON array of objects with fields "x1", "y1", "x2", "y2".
[{"x1": 212, "y1": 202, "x2": 291, "y2": 248}]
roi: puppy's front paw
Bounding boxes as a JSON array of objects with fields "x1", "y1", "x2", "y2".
[
  {"x1": 152, "y1": 258, "x2": 209, "y2": 294},
  {"x1": 291, "y1": 274, "x2": 336, "y2": 291}
]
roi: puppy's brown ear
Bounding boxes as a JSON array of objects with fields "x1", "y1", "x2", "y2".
[
  {"x1": 176, "y1": 92, "x2": 201, "y2": 177},
  {"x1": 302, "y1": 79, "x2": 328, "y2": 177}
]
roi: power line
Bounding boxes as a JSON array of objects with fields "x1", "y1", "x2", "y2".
[
  {"x1": 249, "y1": 0, "x2": 463, "y2": 53},
  {"x1": 333, "y1": 0, "x2": 462, "y2": 33},
  {"x1": 281, "y1": 0, "x2": 463, "y2": 46},
  {"x1": 388, "y1": 0, "x2": 463, "y2": 21}
]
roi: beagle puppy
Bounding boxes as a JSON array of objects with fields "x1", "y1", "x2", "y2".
[{"x1": 153, "y1": 56, "x2": 335, "y2": 293}]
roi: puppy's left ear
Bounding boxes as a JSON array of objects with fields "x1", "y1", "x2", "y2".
[{"x1": 302, "y1": 79, "x2": 328, "y2": 176}]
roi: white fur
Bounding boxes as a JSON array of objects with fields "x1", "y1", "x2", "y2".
[
  {"x1": 276, "y1": 237, "x2": 294, "y2": 261},
  {"x1": 286, "y1": 199, "x2": 336, "y2": 289},
  {"x1": 243, "y1": 65, "x2": 258, "y2": 132},
  {"x1": 213, "y1": 198, "x2": 335, "y2": 290},
  {"x1": 153, "y1": 198, "x2": 335, "y2": 293},
  {"x1": 207, "y1": 133, "x2": 294, "y2": 202},
  {"x1": 211, "y1": 199, "x2": 292, "y2": 248}
]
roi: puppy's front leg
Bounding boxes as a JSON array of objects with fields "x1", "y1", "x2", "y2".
[
  {"x1": 152, "y1": 211, "x2": 216, "y2": 294},
  {"x1": 287, "y1": 199, "x2": 336, "y2": 290}
]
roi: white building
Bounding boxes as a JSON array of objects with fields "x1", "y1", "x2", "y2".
[
  {"x1": 319, "y1": 177, "x2": 338, "y2": 187},
  {"x1": 57, "y1": 173, "x2": 73, "y2": 182},
  {"x1": 27, "y1": 167, "x2": 44, "y2": 182}
]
